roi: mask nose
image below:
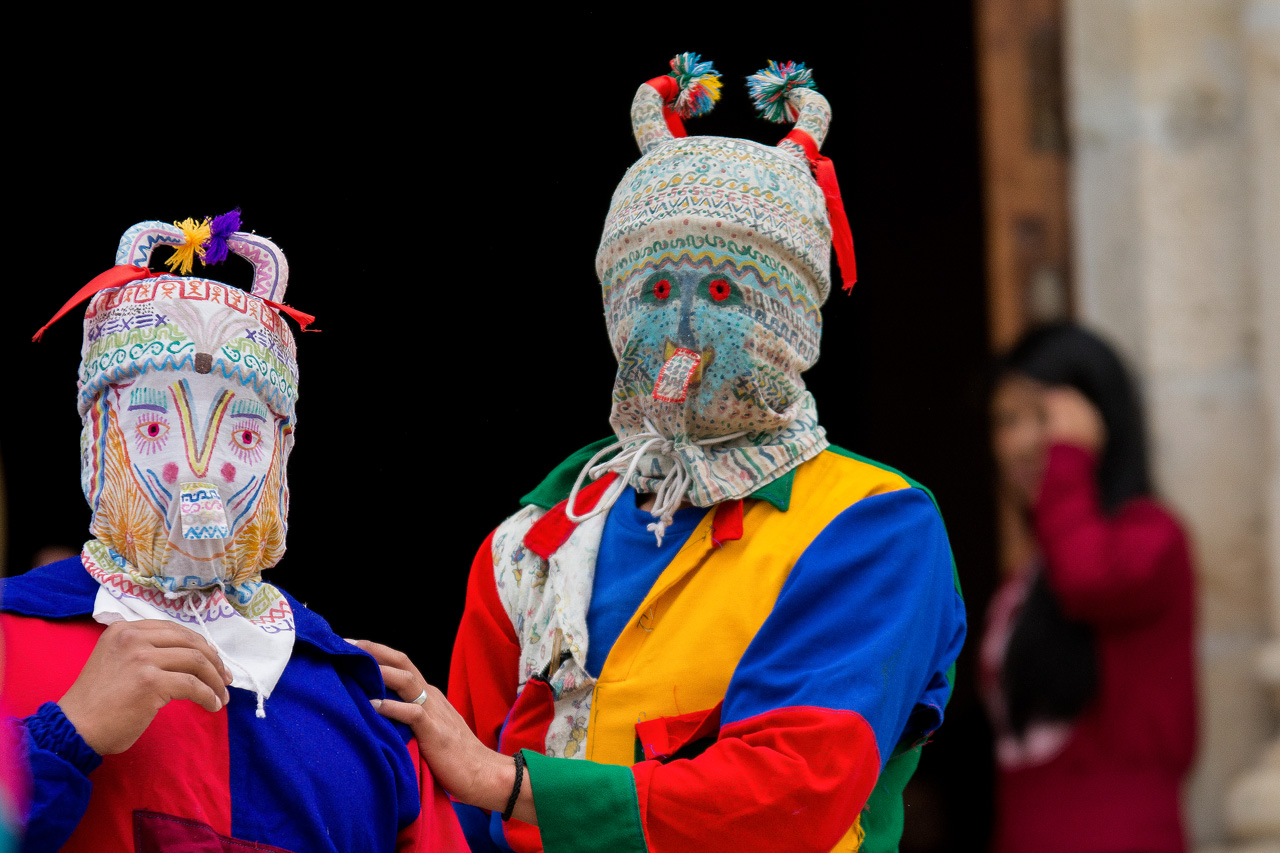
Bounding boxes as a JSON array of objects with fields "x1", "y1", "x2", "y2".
[{"x1": 176, "y1": 481, "x2": 231, "y2": 541}]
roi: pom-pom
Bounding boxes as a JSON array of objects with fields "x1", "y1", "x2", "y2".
[
  {"x1": 165, "y1": 217, "x2": 212, "y2": 275},
  {"x1": 747, "y1": 60, "x2": 817, "y2": 124},
  {"x1": 668, "y1": 52, "x2": 722, "y2": 119},
  {"x1": 201, "y1": 207, "x2": 241, "y2": 266}
]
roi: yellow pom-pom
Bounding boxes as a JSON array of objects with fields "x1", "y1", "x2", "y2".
[{"x1": 165, "y1": 217, "x2": 212, "y2": 275}]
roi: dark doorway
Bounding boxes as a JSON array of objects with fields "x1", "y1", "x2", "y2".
[{"x1": 3, "y1": 15, "x2": 996, "y2": 851}]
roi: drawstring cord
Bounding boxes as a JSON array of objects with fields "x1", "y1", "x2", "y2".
[
  {"x1": 565, "y1": 419, "x2": 747, "y2": 545},
  {"x1": 166, "y1": 588, "x2": 270, "y2": 718}
]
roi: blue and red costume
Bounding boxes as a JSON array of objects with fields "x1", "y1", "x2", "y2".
[{"x1": 1, "y1": 557, "x2": 465, "y2": 852}]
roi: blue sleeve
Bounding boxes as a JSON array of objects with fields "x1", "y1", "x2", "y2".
[
  {"x1": 722, "y1": 487, "x2": 967, "y2": 767},
  {"x1": 17, "y1": 702, "x2": 102, "y2": 853}
]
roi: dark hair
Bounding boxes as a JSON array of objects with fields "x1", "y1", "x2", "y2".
[
  {"x1": 999, "y1": 322, "x2": 1152, "y2": 513},
  {"x1": 997, "y1": 323, "x2": 1152, "y2": 734}
]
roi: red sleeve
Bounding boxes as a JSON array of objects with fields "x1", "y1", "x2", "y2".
[
  {"x1": 1034, "y1": 444, "x2": 1185, "y2": 626},
  {"x1": 446, "y1": 530, "x2": 520, "y2": 750}
]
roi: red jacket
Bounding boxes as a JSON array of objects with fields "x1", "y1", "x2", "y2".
[{"x1": 990, "y1": 445, "x2": 1197, "y2": 853}]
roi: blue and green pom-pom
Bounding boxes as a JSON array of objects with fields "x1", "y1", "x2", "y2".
[
  {"x1": 747, "y1": 60, "x2": 817, "y2": 123},
  {"x1": 668, "y1": 52, "x2": 722, "y2": 119}
]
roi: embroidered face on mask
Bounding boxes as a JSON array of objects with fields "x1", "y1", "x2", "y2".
[
  {"x1": 580, "y1": 56, "x2": 845, "y2": 518},
  {"x1": 604, "y1": 246, "x2": 821, "y2": 443},
  {"x1": 76, "y1": 219, "x2": 300, "y2": 590},
  {"x1": 81, "y1": 370, "x2": 291, "y2": 588}
]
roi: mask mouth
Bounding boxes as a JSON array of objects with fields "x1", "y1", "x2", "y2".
[{"x1": 653, "y1": 346, "x2": 706, "y2": 403}]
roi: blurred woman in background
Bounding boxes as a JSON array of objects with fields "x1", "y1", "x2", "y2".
[{"x1": 982, "y1": 323, "x2": 1197, "y2": 853}]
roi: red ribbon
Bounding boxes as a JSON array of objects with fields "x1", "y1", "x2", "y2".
[
  {"x1": 644, "y1": 75, "x2": 686, "y2": 138},
  {"x1": 784, "y1": 128, "x2": 858, "y2": 291},
  {"x1": 261, "y1": 299, "x2": 319, "y2": 332},
  {"x1": 32, "y1": 265, "x2": 161, "y2": 342},
  {"x1": 32, "y1": 265, "x2": 320, "y2": 342}
]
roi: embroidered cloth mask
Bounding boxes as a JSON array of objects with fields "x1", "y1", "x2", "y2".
[{"x1": 573, "y1": 55, "x2": 847, "y2": 540}]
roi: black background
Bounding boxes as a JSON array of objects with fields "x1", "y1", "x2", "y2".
[{"x1": 3, "y1": 14, "x2": 997, "y2": 849}]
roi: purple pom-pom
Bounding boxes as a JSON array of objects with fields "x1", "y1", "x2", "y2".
[{"x1": 201, "y1": 208, "x2": 242, "y2": 266}]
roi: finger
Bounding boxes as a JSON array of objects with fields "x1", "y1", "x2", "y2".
[
  {"x1": 112, "y1": 622, "x2": 233, "y2": 685},
  {"x1": 375, "y1": 697, "x2": 431, "y2": 731},
  {"x1": 151, "y1": 669, "x2": 224, "y2": 713},
  {"x1": 349, "y1": 639, "x2": 424, "y2": 680},
  {"x1": 151, "y1": 648, "x2": 233, "y2": 704},
  {"x1": 379, "y1": 664, "x2": 427, "y2": 703}
]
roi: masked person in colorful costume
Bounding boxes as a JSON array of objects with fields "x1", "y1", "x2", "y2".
[
  {"x1": 0, "y1": 216, "x2": 465, "y2": 852},
  {"x1": 359, "y1": 56, "x2": 967, "y2": 853}
]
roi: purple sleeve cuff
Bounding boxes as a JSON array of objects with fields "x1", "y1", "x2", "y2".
[{"x1": 26, "y1": 702, "x2": 102, "y2": 776}]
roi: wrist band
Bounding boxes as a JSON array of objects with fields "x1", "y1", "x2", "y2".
[{"x1": 502, "y1": 752, "x2": 526, "y2": 822}]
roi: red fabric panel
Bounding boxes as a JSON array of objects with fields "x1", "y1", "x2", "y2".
[
  {"x1": 395, "y1": 738, "x2": 468, "y2": 852},
  {"x1": 447, "y1": 530, "x2": 520, "y2": 751},
  {"x1": 1, "y1": 615, "x2": 234, "y2": 849},
  {"x1": 32, "y1": 265, "x2": 160, "y2": 342},
  {"x1": 497, "y1": 680, "x2": 556, "y2": 853},
  {"x1": 635, "y1": 703, "x2": 722, "y2": 762},
  {"x1": 711, "y1": 500, "x2": 743, "y2": 545},
  {"x1": 133, "y1": 809, "x2": 293, "y2": 852},
  {"x1": 522, "y1": 473, "x2": 619, "y2": 560},
  {"x1": 632, "y1": 706, "x2": 879, "y2": 853}
]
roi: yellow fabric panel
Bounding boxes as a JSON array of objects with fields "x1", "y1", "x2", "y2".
[{"x1": 586, "y1": 449, "x2": 912, "y2": 768}]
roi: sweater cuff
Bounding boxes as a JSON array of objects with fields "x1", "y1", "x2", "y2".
[
  {"x1": 26, "y1": 702, "x2": 102, "y2": 776},
  {"x1": 520, "y1": 749, "x2": 647, "y2": 853}
]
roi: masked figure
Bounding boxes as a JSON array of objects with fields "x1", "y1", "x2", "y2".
[
  {"x1": 1, "y1": 217, "x2": 464, "y2": 851},
  {"x1": 367, "y1": 56, "x2": 967, "y2": 853}
]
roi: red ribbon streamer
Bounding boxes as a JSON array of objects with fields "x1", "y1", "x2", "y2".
[
  {"x1": 32, "y1": 265, "x2": 161, "y2": 342},
  {"x1": 644, "y1": 75, "x2": 686, "y2": 138},
  {"x1": 261, "y1": 299, "x2": 319, "y2": 332},
  {"x1": 784, "y1": 128, "x2": 858, "y2": 291},
  {"x1": 32, "y1": 265, "x2": 320, "y2": 342}
]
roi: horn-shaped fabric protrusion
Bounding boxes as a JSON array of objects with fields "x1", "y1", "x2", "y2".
[
  {"x1": 748, "y1": 62, "x2": 853, "y2": 289},
  {"x1": 631, "y1": 52, "x2": 722, "y2": 154},
  {"x1": 747, "y1": 60, "x2": 831, "y2": 149},
  {"x1": 115, "y1": 220, "x2": 290, "y2": 302}
]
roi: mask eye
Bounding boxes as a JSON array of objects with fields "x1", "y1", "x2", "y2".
[
  {"x1": 641, "y1": 273, "x2": 680, "y2": 303},
  {"x1": 134, "y1": 418, "x2": 170, "y2": 453},
  {"x1": 235, "y1": 429, "x2": 261, "y2": 450},
  {"x1": 697, "y1": 275, "x2": 743, "y2": 305}
]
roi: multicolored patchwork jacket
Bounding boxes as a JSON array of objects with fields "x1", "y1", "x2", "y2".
[
  {"x1": 449, "y1": 442, "x2": 967, "y2": 853},
  {"x1": 0, "y1": 557, "x2": 465, "y2": 852}
]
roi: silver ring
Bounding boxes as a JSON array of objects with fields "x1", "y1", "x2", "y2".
[{"x1": 411, "y1": 689, "x2": 428, "y2": 706}]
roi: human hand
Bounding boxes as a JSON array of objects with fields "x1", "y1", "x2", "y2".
[
  {"x1": 1042, "y1": 386, "x2": 1106, "y2": 455},
  {"x1": 349, "y1": 639, "x2": 531, "y2": 822},
  {"x1": 59, "y1": 620, "x2": 232, "y2": 756}
]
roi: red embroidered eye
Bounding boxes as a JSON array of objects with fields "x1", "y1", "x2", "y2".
[
  {"x1": 653, "y1": 279, "x2": 671, "y2": 300},
  {"x1": 238, "y1": 430, "x2": 260, "y2": 449},
  {"x1": 709, "y1": 279, "x2": 731, "y2": 301}
]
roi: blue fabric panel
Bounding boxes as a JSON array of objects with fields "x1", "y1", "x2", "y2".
[
  {"x1": 722, "y1": 488, "x2": 967, "y2": 768},
  {"x1": 226, "y1": 639, "x2": 420, "y2": 852},
  {"x1": 451, "y1": 802, "x2": 504, "y2": 852},
  {"x1": 0, "y1": 557, "x2": 98, "y2": 619},
  {"x1": 587, "y1": 486, "x2": 703, "y2": 676}
]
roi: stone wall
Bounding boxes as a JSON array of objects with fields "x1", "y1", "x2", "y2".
[{"x1": 1066, "y1": 0, "x2": 1279, "y2": 845}]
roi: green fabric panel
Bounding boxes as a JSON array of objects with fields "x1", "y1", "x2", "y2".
[
  {"x1": 521, "y1": 749, "x2": 649, "y2": 853},
  {"x1": 746, "y1": 466, "x2": 794, "y2": 511},
  {"x1": 859, "y1": 743, "x2": 925, "y2": 853},
  {"x1": 519, "y1": 438, "x2": 619, "y2": 509},
  {"x1": 517, "y1": 437, "x2": 795, "y2": 511}
]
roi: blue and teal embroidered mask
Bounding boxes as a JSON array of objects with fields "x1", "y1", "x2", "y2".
[{"x1": 582, "y1": 58, "x2": 838, "y2": 519}]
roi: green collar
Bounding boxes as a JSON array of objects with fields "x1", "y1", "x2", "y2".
[{"x1": 519, "y1": 437, "x2": 795, "y2": 512}]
